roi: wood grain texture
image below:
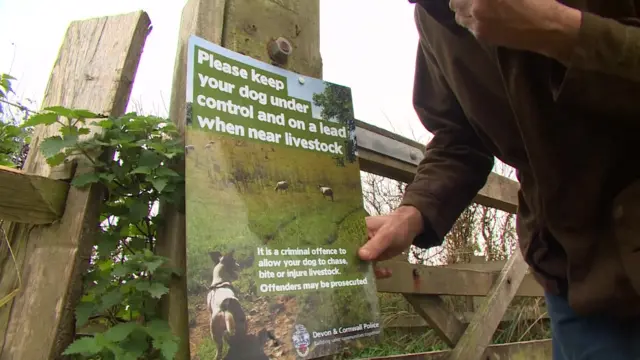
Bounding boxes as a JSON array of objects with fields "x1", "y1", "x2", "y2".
[
  {"x1": 162, "y1": 1, "x2": 321, "y2": 359},
  {"x1": 384, "y1": 308, "x2": 548, "y2": 329},
  {"x1": 362, "y1": 340, "x2": 552, "y2": 360},
  {"x1": 448, "y1": 250, "x2": 530, "y2": 360},
  {"x1": 0, "y1": 166, "x2": 69, "y2": 224},
  {"x1": 404, "y1": 295, "x2": 466, "y2": 347},
  {"x1": 376, "y1": 260, "x2": 543, "y2": 297},
  {"x1": 159, "y1": 1, "x2": 227, "y2": 359},
  {"x1": 354, "y1": 120, "x2": 520, "y2": 214},
  {"x1": 0, "y1": 11, "x2": 151, "y2": 360}
]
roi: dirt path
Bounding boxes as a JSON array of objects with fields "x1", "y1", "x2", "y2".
[{"x1": 189, "y1": 294, "x2": 299, "y2": 360}]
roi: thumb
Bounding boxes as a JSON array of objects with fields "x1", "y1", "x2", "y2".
[{"x1": 358, "y1": 227, "x2": 392, "y2": 261}]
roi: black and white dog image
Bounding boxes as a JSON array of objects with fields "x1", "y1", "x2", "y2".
[{"x1": 207, "y1": 250, "x2": 247, "y2": 360}]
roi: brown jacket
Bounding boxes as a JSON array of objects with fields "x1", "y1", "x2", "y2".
[{"x1": 401, "y1": 0, "x2": 640, "y2": 317}]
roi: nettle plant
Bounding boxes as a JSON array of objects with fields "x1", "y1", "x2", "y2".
[
  {"x1": 21, "y1": 106, "x2": 186, "y2": 359},
  {"x1": 0, "y1": 74, "x2": 31, "y2": 168}
]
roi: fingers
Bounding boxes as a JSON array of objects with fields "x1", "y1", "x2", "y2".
[
  {"x1": 450, "y1": 0, "x2": 474, "y2": 31},
  {"x1": 365, "y1": 216, "x2": 385, "y2": 236},
  {"x1": 455, "y1": 12, "x2": 474, "y2": 30},
  {"x1": 449, "y1": 0, "x2": 471, "y2": 14},
  {"x1": 373, "y1": 266, "x2": 392, "y2": 279},
  {"x1": 358, "y1": 226, "x2": 393, "y2": 261}
]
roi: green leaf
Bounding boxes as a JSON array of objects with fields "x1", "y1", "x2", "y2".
[
  {"x1": 100, "y1": 288, "x2": 124, "y2": 310},
  {"x1": 43, "y1": 105, "x2": 76, "y2": 119},
  {"x1": 78, "y1": 127, "x2": 91, "y2": 135},
  {"x1": 75, "y1": 301, "x2": 96, "y2": 327},
  {"x1": 98, "y1": 230, "x2": 124, "y2": 250},
  {"x1": 98, "y1": 119, "x2": 115, "y2": 128},
  {"x1": 138, "y1": 150, "x2": 163, "y2": 168},
  {"x1": 129, "y1": 166, "x2": 153, "y2": 175},
  {"x1": 40, "y1": 134, "x2": 78, "y2": 159},
  {"x1": 150, "y1": 177, "x2": 169, "y2": 193},
  {"x1": 71, "y1": 171, "x2": 100, "y2": 187},
  {"x1": 154, "y1": 338, "x2": 179, "y2": 360},
  {"x1": 74, "y1": 109, "x2": 99, "y2": 119},
  {"x1": 99, "y1": 172, "x2": 116, "y2": 182},
  {"x1": 62, "y1": 336, "x2": 103, "y2": 355},
  {"x1": 45, "y1": 152, "x2": 67, "y2": 167},
  {"x1": 97, "y1": 259, "x2": 114, "y2": 272},
  {"x1": 144, "y1": 258, "x2": 166, "y2": 273},
  {"x1": 128, "y1": 200, "x2": 149, "y2": 223},
  {"x1": 144, "y1": 319, "x2": 172, "y2": 340},
  {"x1": 155, "y1": 167, "x2": 179, "y2": 177},
  {"x1": 148, "y1": 282, "x2": 169, "y2": 298},
  {"x1": 118, "y1": 350, "x2": 143, "y2": 360},
  {"x1": 135, "y1": 281, "x2": 169, "y2": 299},
  {"x1": 103, "y1": 322, "x2": 139, "y2": 343},
  {"x1": 41, "y1": 136, "x2": 64, "y2": 157},
  {"x1": 111, "y1": 263, "x2": 130, "y2": 278},
  {"x1": 21, "y1": 113, "x2": 58, "y2": 128},
  {"x1": 119, "y1": 329, "x2": 149, "y2": 357},
  {"x1": 0, "y1": 159, "x2": 15, "y2": 168}
]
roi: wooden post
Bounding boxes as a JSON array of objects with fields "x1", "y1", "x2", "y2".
[
  {"x1": 0, "y1": 11, "x2": 151, "y2": 360},
  {"x1": 467, "y1": 255, "x2": 484, "y2": 312},
  {"x1": 447, "y1": 249, "x2": 529, "y2": 360},
  {"x1": 161, "y1": 1, "x2": 321, "y2": 359},
  {"x1": 404, "y1": 295, "x2": 466, "y2": 347}
]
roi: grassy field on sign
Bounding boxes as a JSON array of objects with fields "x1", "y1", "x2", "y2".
[{"x1": 185, "y1": 128, "x2": 379, "y2": 360}]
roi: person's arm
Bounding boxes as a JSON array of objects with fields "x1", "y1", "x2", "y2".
[
  {"x1": 542, "y1": 5, "x2": 640, "y2": 83},
  {"x1": 400, "y1": 28, "x2": 494, "y2": 249}
]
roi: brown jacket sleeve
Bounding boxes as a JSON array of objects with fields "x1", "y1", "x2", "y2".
[
  {"x1": 400, "y1": 34, "x2": 494, "y2": 249},
  {"x1": 549, "y1": 11, "x2": 640, "y2": 121},
  {"x1": 568, "y1": 12, "x2": 640, "y2": 82}
]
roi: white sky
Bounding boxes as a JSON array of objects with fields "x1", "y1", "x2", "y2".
[{"x1": 0, "y1": 0, "x2": 430, "y2": 143}]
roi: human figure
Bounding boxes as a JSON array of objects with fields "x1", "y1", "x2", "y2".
[{"x1": 358, "y1": 1, "x2": 640, "y2": 359}]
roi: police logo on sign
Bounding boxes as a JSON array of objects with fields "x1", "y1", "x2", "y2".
[{"x1": 292, "y1": 324, "x2": 311, "y2": 357}]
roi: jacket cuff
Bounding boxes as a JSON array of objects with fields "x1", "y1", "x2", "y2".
[
  {"x1": 400, "y1": 188, "x2": 446, "y2": 249},
  {"x1": 567, "y1": 11, "x2": 640, "y2": 81}
]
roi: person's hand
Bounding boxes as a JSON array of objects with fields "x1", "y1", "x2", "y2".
[
  {"x1": 358, "y1": 206, "x2": 425, "y2": 279},
  {"x1": 449, "y1": 0, "x2": 581, "y2": 62}
]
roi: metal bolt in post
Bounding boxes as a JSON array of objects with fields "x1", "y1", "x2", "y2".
[{"x1": 267, "y1": 37, "x2": 293, "y2": 66}]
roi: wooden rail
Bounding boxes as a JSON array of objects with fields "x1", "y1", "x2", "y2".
[
  {"x1": 355, "y1": 120, "x2": 520, "y2": 214},
  {"x1": 0, "y1": 166, "x2": 69, "y2": 224},
  {"x1": 376, "y1": 260, "x2": 543, "y2": 297},
  {"x1": 367, "y1": 340, "x2": 552, "y2": 360}
]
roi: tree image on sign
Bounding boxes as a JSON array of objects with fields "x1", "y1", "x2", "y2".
[
  {"x1": 312, "y1": 83, "x2": 357, "y2": 168},
  {"x1": 183, "y1": 36, "x2": 381, "y2": 360}
]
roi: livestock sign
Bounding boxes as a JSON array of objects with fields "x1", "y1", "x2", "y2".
[{"x1": 184, "y1": 35, "x2": 381, "y2": 360}]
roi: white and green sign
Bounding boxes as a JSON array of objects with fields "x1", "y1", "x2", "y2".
[{"x1": 185, "y1": 35, "x2": 381, "y2": 360}]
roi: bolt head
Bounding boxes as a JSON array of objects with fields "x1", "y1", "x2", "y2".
[
  {"x1": 275, "y1": 37, "x2": 292, "y2": 55},
  {"x1": 268, "y1": 37, "x2": 293, "y2": 65}
]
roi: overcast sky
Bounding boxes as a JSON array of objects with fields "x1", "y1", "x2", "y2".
[{"x1": 0, "y1": 0, "x2": 430, "y2": 143}]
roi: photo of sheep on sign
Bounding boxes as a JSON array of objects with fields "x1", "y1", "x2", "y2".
[{"x1": 184, "y1": 36, "x2": 381, "y2": 360}]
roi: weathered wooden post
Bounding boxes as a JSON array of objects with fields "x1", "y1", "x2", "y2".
[
  {"x1": 160, "y1": 1, "x2": 321, "y2": 359},
  {"x1": 0, "y1": 11, "x2": 151, "y2": 360}
]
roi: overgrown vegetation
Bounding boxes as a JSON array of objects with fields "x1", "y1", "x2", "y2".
[
  {"x1": 0, "y1": 73, "x2": 31, "y2": 168},
  {"x1": 1, "y1": 73, "x2": 185, "y2": 359}
]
